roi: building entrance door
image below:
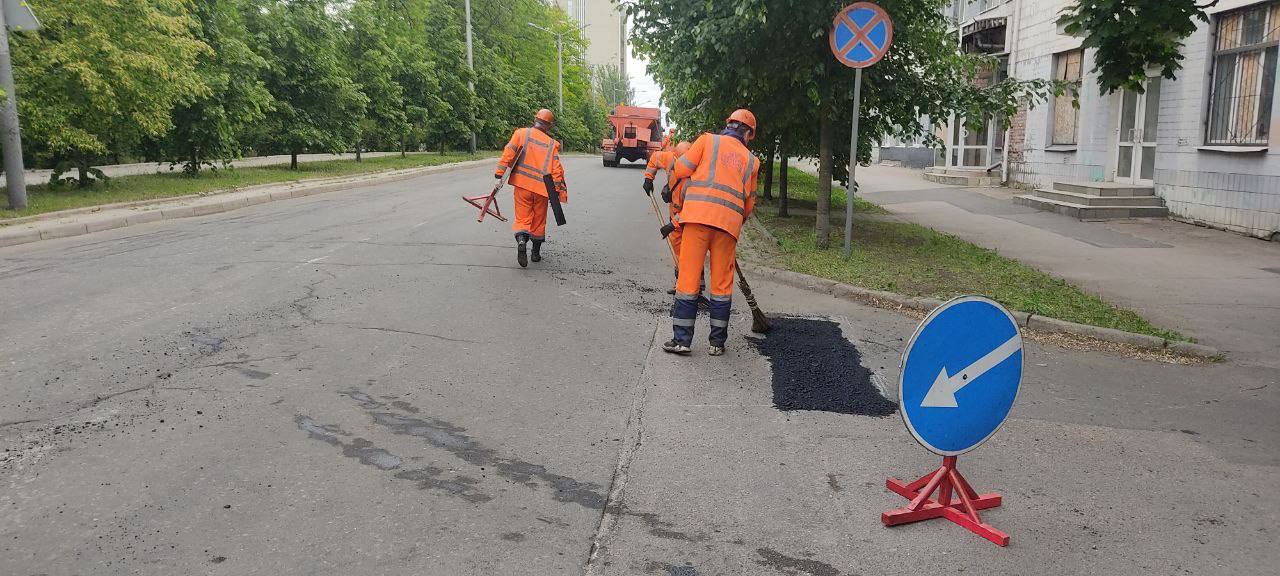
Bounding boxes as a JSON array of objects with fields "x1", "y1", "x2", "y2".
[{"x1": 1115, "y1": 78, "x2": 1161, "y2": 184}]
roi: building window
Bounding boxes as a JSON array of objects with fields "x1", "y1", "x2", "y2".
[
  {"x1": 1207, "y1": 1, "x2": 1279, "y2": 145},
  {"x1": 1052, "y1": 49, "x2": 1083, "y2": 145}
]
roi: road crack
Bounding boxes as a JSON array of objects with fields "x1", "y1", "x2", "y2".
[
  {"x1": 330, "y1": 324, "x2": 486, "y2": 344},
  {"x1": 583, "y1": 320, "x2": 661, "y2": 574}
]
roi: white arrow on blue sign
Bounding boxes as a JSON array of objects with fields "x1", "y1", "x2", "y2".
[{"x1": 899, "y1": 296, "x2": 1023, "y2": 456}]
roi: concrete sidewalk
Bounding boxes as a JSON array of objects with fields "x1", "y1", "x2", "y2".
[{"x1": 814, "y1": 163, "x2": 1280, "y2": 368}]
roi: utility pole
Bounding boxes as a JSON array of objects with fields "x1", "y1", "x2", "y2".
[
  {"x1": 463, "y1": 0, "x2": 477, "y2": 155},
  {"x1": 0, "y1": 1, "x2": 38, "y2": 210}
]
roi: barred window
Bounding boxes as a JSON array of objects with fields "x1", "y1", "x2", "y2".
[
  {"x1": 1052, "y1": 49, "x2": 1083, "y2": 145},
  {"x1": 1206, "y1": 1, "x2": 1279, "y2": 145}
]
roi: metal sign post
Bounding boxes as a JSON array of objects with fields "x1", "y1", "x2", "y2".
[
  {"x1": 0, "y1": 0, "x2": 39, "y2": 210},
  {"x1": 883, "y1": 295, "x2": 1024, "y2": 546},
  {"x1": 829, "y1": 2, "x2": 892, "y2": 258}
]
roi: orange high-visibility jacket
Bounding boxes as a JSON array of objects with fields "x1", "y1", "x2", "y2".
[
  {"x1": 496, "y1": 127, "x2": 568, "y2": 202},
  {"x1": 644, "y1": 149, "x2": 676, "y2": 181},
  {"x1": 670, "y1": 133, "x2": 758, "y2": 238},
  {"x1": 669, "y1": 173, "x2": 690, "y2": 217}
]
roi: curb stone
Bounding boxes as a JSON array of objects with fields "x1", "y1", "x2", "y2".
[
  {"x1": 739, "y1": 261, "x2": 1222, "y2": 360},
  {"x1": 0, "y1": 159, "x2": 492, "y2": 249}
]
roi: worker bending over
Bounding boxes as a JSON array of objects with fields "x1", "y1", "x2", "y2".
[
  {"x1": 651, "y1": 141, "x2": 692, "y2": 293},
  {"x1": 495, "y1": 109, "x2": 568, "y2": 268},
  {"x1": 664, "y1": 110, "x2": 759, "y2": 356},
  {"x1": 663, "y1": 140, "x2": 693, "y2": 258}
]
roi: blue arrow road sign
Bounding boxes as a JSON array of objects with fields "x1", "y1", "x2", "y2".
[{"x1": 899, "y1": 296, "x2": 1023, "y2": 456}]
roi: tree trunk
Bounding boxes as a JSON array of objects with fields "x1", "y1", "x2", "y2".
[
  {"x1": 762, "y1": 145, "x2": 775, "y2": 202},
  {"x1": 77, "y1": 158, "x2": 91, "y2": 189},
  {"x1": 815, "y1": 105, "x2": 833, "y2": 249},
  {"x1": 400, "y1": 136, "x2": 407, "y2": 158},
  {"x1": 290, "y1": 151, "x2": 299, "y2": 170},
  {"x1": 777, "y1": 152, "x2": 790, "y2": 218},
  {"x1": 356, "y1": 143, "x2": 363, "y2": 162}
]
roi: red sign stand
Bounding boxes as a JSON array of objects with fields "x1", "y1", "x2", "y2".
[
  {"x1": 462, "y1": 183, "x2": 507, "y2": 223},
  {"x1": 882, "y1": 456, "x2": 1009, "y2": 546}
]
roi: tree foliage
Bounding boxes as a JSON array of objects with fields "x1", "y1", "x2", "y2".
[
  {"x1": 627, "y1": 0, "x2": 1057, "y2": 246},
  {"x1": 1058, "y1": 0, "x2": 1213, "y2": 94},
  {"x1": 247, "y1": 0, "x2": 368, "y2": 169},
  {"x1": 594, "y1": 63, "x2": 635, "y2": 107},
  {"x1": 165, "y1": 0, "x2": 274, "y2": 174},
  {"x1": 10, "y1": 0, "x2": 209, "y2": 186},
  {"x1": 6, "y1": 0, "x2": 605, "y2": 181}
]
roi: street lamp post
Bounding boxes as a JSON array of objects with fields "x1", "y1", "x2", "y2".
[
  {"x1": 527, "y1": 23, "x2": 563, "y2": 114},
  {"x1": 0, "y1": 1, "x2": 39, "y2": 210}
]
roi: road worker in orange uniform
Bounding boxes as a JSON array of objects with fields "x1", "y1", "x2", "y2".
[
  {"x1": 643, "y1": 140, "x2": 693, "y2": 292},
  {"x1": 495, "y1": 109, "x2": 568, "y2": 267},
  {"x1": 656, "y1": 141, "x2": 692, "y2": 292},
  {"x1": 664, "y1": 110, "x2": 759, "y2": 356}
]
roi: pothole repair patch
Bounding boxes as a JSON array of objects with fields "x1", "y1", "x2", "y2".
[{"x1": 748, "y1": 316, "x2": 897, "y2": 417}]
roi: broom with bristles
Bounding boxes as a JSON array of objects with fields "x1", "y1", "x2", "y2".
[{"x1": 734, "y1": 260, "x2": 771, "y2": 333}]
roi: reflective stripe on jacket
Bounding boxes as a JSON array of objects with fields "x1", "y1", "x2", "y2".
[
  {"x1": 496, "y1": 127, "x2": 567, "y2": 200},
  {"x1": 669, "y1": 133, "x2": 758, "y2": 238}
]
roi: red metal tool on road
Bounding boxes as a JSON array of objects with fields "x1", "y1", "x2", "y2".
[{"x1": 463, "y1": 181, "x2": 507, "y2": 223}]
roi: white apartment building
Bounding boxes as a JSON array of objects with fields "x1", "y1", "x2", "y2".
[
  {"x1": 553, "y1": 0, "x2": 627, "y2": 76},
  {"x1": 927, "y1": 0, "x2": 1279, "y2": 239}
]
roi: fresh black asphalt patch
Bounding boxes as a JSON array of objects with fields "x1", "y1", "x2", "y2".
[{"x1": 748, "y1": 316, "x2": 897, "y2": 417}]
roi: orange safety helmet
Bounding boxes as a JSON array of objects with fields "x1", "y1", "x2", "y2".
[
  {"x1": 674, "y1": 141, "x2": 692, "y2": 156},
  {"x1": 726, "y1": 109, "x2": 757, "y2": 139},
  {"x1": 535, "y1": 108, "x2": 555, "y2": 124}
]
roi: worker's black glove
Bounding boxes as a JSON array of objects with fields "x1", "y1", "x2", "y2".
[
  {"x1": 642, "y1": 178, "x2": 654, "y2": 195},
  {"x1": 659, "y1": 223, "x2": 675, "y2": 238},
  {"x1": 494, "y1": 173, "x2": 503, "y2": 179},
  {"x1": 661, "y1": 185, "x2": 672, "y2": 204}
]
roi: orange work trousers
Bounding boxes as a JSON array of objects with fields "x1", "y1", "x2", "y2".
[
  {"x1": 512, "y1": 186, "x2": 548, "y2": 240},
  {"x1": 674, "y1": 223, "x2": 736, "y2": 299}
]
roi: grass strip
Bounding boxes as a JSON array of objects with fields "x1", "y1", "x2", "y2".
[
  {"x1": 751, "y1": 167, "x2": 1185, "y2": 341},
  {"x1": 1, "y1": 152, "x2": 495, "y2": 221}
]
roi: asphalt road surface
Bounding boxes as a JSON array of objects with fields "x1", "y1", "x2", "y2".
[{"x1": 1, "y1": 157, "x2": 1276, "y2": 575}]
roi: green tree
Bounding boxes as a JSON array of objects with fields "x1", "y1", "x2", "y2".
[
  {"x1": 628, "y1": 0, "x2": 1056, "y2": 247},
  {"x1": 594, "y1": 63, "x2": 635, "y2": 107},
  {"x1": 165, "y1": 0, "x2": 274, "y2": 174},
  {"x1": 247, "y1": 0, "x2": 368, "y2": 169},
  {"x1": 419, "y1": 0, "x2": 473, "y2": 153},
  {"x1": 346, "y1": 0, "x2": 409, "y2": 161},
  {"x1": 1058, "y1": 0, "x2": 1213, "y2": 94},
  {"x1": 468, "y1": 0, "x2": 600, "y2": 151},
  {"x1": 10, "y1": 0, "x2": 209, "y2": 186}
]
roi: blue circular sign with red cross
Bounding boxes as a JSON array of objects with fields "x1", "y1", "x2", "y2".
[{"x1": 830, "y1": 2, "x2": 894, "y2": 69}]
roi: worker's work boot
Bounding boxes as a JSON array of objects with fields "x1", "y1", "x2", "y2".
[
  {"x1": 662, "y1": 339, "x2": 692, "y2": 355},
  {"x1": 530, "y1": 240, "x2": 543, "y2": 263},
  {"x1": 516, "y1": 234, "x2": 529, "y2": 268},
  {"x1": 707, "y1": 345, "x2": 725, "y2": 356}
]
